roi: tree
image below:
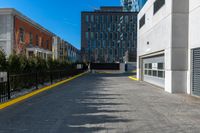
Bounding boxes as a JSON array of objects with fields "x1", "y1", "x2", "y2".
[
  {"x1": 35, "y1": 57, "x2": 48, "y2": 72},
  {"x1": 8, "y1": 54, "x2": 21, "y2": 73},
  {"x1": 0, "y1": 50, "x2": 7, "y2": 71},
  {"x1": 19, "y1": 55, "x2": 29, "y2": 73}
]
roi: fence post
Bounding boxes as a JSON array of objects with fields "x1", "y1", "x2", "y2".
[
  {"x1": 36, "y1": 72, "x2": 38, "y2": 89},
  {"x1": 50, "y1": 71, "x2": 53, "y2": 84},
  {"x1": 7, "y1": 72, "x2": 11, "y2": 100}
]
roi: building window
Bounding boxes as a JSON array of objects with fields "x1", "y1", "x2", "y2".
[
  {"x1": 86, "y1": 15, "x2": 89, "y2": 22},
  {"x1": 153, "y1": 70, "x2": 157, "y2": 76},
  {"x1": 46, "y1": 40, "x2": 49, "y2": 49},
  {"x1": 145, "y1": 64, "x2": 148, "y2": 69},
  {"x1": 100, "y1": 33, "x2": 103, "y2": 39},
  {"x1": 95, "y1": 16, "x2": 99, "y2": 22},
  {"x1": 144, "y1": 62, "x2": 165, "y2": 78},
  {"x1": 93, "y1": 41, "x2": 96, "y2": 48},
  {"x1": 86, "y1": 32, "x2": 89, "y2": 39},
  {"x1": 105, "y1": 16, "x2": 108, "y2": 23},
  {"x1": 99, "y1": 15, "x2": 102, "y2": 23},
  {"x1": 109, "y1": 49, "x2": 112, "y2": 55},
  {"x1": 98, "y1": 41, "x2": 101, "y2": 48},
  {"x1": 139, "y1": 14, "x2": 145, "y2": 29},
  {"x1": 115, "y1": 16, "x2": 118, "y2": 22},
  {"x1": 103, "y1": 24, "x2": 106, "y2": 31},
  {"x1": 36, "y1": 34, "x2": 39, "y2": 46},
  {"x1": 91, "y1": 15, "x2": 94, "y2": 22},
  {"x1": 110, "y1": 16, "x2": 113, "y2": 22},
  {"x1": 114, "y1": 24, "x2": 118, "y2": 31},
  {"x1": 41, "y1": 38, "x2": 44, "y2": 47},
  {"x1": 154, "y1": 0, "x2": 165, "y2": 14},
  {"x1": 148, "y1": 70, "x2": 152, "y2": 76},
  {"x1": 95, "y1": 33, "x2": 98, "y2": 39},
  {"x1": 149, "y1": 63, "x2": 152, "y2": 69},
  {"x1": 112, "y1": 42, "x2": 115, "y2": 47},
  {"x1": 145, "y1": 70, "x2": 148, "y2": 75},
  {"x1": 97, "y1": 24, "x2": 100, "y2": 31},
  {"x1": 158, "y1": 63, "x2": 164, "y2": 69},
  {"x1": 87, "y1": 24, "x2": 91, "y2": 31},
  {"x1": 158, "y1": 71, "x2": 164, "y2": 78},
  {"x1": 102, "y1": 40, "x2": 106, "y2": 48},
  {"x1": 19, "y1": 28, "x2": 25, "y2": 42},
  {"x1": 124, "y1": 33, "x2": 128, "y2": 39},
  {"x1": 105, "y1": 33, "x2": 108, "y2": 40},
  {"x1": 115, "y1": 33, "x2": 118, "y2": 40},
  {"x1": 88, "y1": 41, "x2": 91, "y2": 48},
  {"x1": 29, "y1": 32, "x2": 33, "y2": 44},
  {"x1": 109, "y1": 33, "x2": 113, "y2": 39},
  {"x1": 90, "y1": 32, "x2": 94, "y2": 39},
  {"x1": 125, "y1": 16, "x2": 129, "y2": 23}
]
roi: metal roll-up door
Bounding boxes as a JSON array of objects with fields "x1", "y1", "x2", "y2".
[{"x1": 192, "y1": 48, "x2": 200, "y2": 96}]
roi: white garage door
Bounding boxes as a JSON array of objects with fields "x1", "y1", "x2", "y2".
[{"x1": 143, "y1": 55, "x2": 165, "y2": 88}]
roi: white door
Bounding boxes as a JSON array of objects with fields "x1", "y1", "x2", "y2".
[{"x1": 143, "y1": 55, "x2": 165, "y2": 88}]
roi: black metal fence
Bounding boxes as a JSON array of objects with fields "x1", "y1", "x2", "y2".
[
  {"x1": 0, "y1": 67, "x2": 87, "y2": 103},
  {"x1": 0, "y1": 82, "x2": 10, "y2": 103}
]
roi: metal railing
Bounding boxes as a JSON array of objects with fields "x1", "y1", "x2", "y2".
[{"x1": 0, "y1": 68, "x2": 87, "y2": 103}]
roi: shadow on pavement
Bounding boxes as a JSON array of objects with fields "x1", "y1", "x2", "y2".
[
  {"x1": 0, "y1": 73, "x2": 133, "y2": 133},
  {"x1": 58, "y1": 74, "x2": 133, "y2": 132}
]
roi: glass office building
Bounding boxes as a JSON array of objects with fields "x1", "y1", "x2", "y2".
[
  {"x1": 122, "y1": 0, "x2": 147, "y2": 12},
  {"x1": 81, "y1": 6, "x2": 138, "y2": 63}
]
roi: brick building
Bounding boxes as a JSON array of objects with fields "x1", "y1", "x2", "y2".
[
  {"x1": 0, "y1": 8, "x2": 54, "y2": 59},
  {"x1": 81, "y1": 6, "x2": 137, "y2": 63},
  {"x1": 53, "y1": 36, "x2": 80, "y2": 63}
]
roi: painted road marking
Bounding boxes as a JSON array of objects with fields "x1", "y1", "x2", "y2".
[
  {"x1": 0, "y1": 72, "x2": 88, "y2": 110},
  {"x1": 128, "y1": 76, "x2": 139, "y2": 81}
]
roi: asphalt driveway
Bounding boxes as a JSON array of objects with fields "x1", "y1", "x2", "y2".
[{"x1": 0, "y1": 73, "x2": 200, "y2": 133}]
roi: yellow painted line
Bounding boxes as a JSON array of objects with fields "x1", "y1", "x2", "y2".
[
  {"x1": 128, "y1": 76, "x2": 139, "y2": 81},
  {"x1": 0, "y1": 72, "x2": 88, "y2": 110}
]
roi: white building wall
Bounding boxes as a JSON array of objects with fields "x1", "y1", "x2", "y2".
[
  {"x1": 137, "y1": 0, "x2": 189, "y2": 93},
  {"x1": 188, "y1": 0, "x2": 200, "y2": 94},
  {"x1": 170, "y1": 0, "x2": 189, "y2": 93},
  {"x1": 0, "y1": 14, "x2": 14, "y2": 57},
  {"x1": 137, "y1": 0, "x2": 172, "y2": 80}
]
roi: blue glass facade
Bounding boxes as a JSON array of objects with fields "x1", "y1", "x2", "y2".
[
  {"x1": 139, "y1": 0, "x2": 147, "y2": 10},
  {"x1": 132, "y1": 0, "x2": 147, "y2": 11}
]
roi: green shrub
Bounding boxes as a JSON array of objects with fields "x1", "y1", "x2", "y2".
[
  {"x1": 8, "y1": 54, "x2": 21, "y2": 74},
  {"x1": 0, "y1": 50, "x2": 7, "y2": 71},
  {"x1": 6, "y1": 53, "x2": 80, "y2": 74},
  {"x1": 19, "y1": 55, "x2": 29, "y2": 73}
]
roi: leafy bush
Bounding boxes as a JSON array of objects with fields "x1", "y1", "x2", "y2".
[
  {"x1": 1, "y1": 53, "x2": 87, "y2": 92},
  {"x1": 6, "y1": 54, "x2": 79, "y2": 74}
]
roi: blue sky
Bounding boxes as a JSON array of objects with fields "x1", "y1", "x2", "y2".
[{"x1": 0, "y1": 0, "x2": 121, "y2": 49}]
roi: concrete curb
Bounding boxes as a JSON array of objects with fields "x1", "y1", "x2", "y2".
[{"x1": 0, "y1": 72, "x2": 88, "y2": 110}]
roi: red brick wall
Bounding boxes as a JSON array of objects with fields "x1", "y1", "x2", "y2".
[{"x1": 14, "y1": 16, "x2": 53, "y2": 54}]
